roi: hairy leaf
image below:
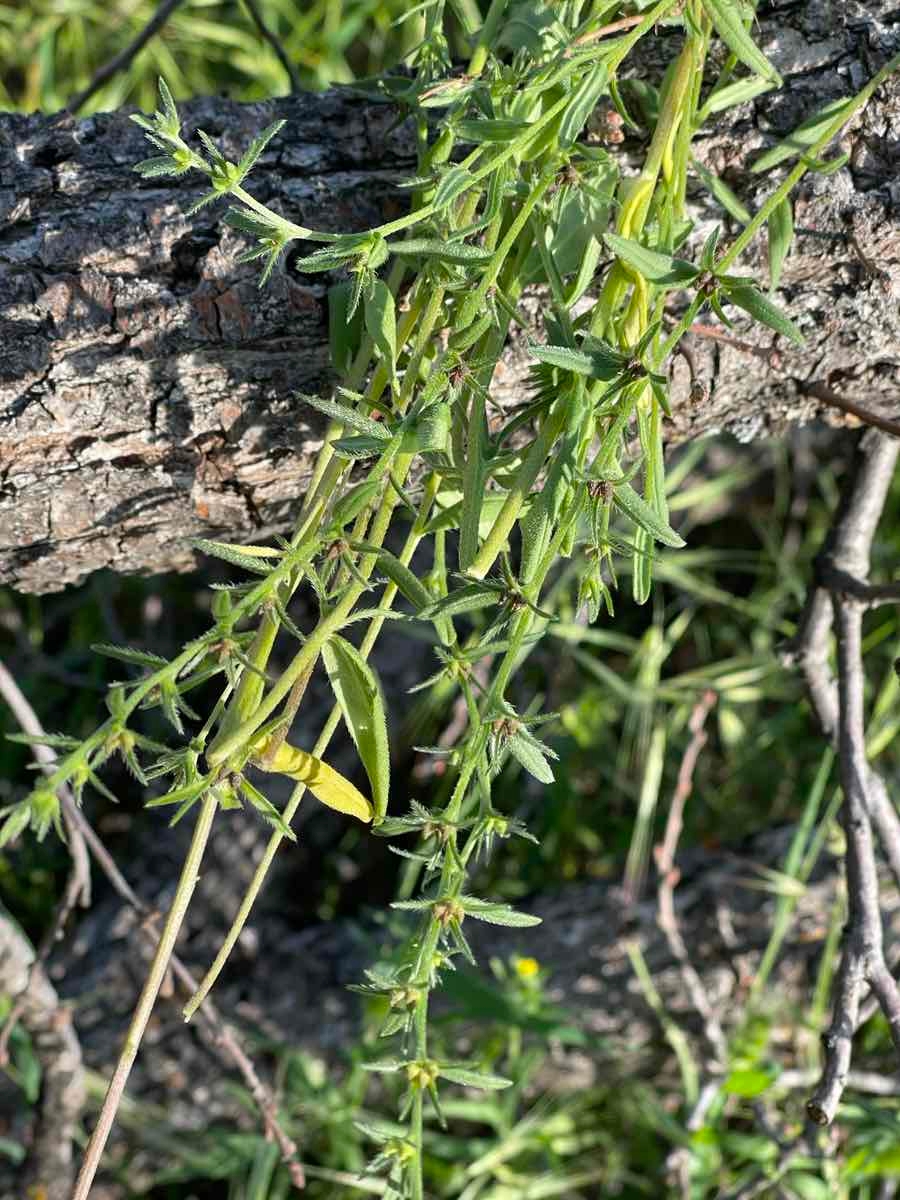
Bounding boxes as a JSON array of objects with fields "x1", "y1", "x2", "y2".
[
  {"x1": 701, "y1": 0, "x2": 781, "y2": 82},
  {"x1": 322, "y1": 635, "x2": 390, "y2": 824},
  {"x1": 613, "y1": 484, "x2": 686, "y2": 548},
  {"x1": 727, "y1": 285, "x2": 804, "y2": 345},
  {"x1": 604, "y1": 232, "x2": 698, "y2": 285}
]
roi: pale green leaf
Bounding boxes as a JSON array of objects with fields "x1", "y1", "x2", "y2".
[
  {"x1": 364, "y1": 279, "x2": 396, "y2": 376},
  {"x1": 613, "y1": 484, "x2": 686, "y2": 548},
  {"x1": 701, "y1": 0, "x2": 781, "y2": 82},
  {"x1": 752, "y1": 97, "x2": 854, "y2": 172},
  {"x1": 604, "y1": 232, "x2": 698, "y2": 285},
  {"x1": 767, "y1": 197, "x2": 793, "y2": 291},
  {"x1": 322, "y1": 636, "x2": 390, "y2": 824}
]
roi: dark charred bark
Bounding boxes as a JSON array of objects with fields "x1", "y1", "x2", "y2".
[{"x1": 1, "y1": 2, "x2": 899, "y2": 593}]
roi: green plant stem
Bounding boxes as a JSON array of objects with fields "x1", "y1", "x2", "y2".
[
  {"x1": 468, "y1": 0, "x2": 509, "y2": 77},
  {"x1": 717, "y1": 50, "x2": 900, "y2": 273},
  {"x1": 184, "y1": 475, "x2": 441, "y2": 1018},
  {"x1": 72, "y1": 791, "x2": 218, "y2": 1200},
  {"x1": 468, "y1": 397, "x2": 571, "y2": 580}
]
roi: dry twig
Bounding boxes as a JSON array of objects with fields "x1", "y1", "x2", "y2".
[
  {"x1": 653, "y1": 690, "x2": 722, "y2": 1198},
  {"x1": 653, "y1": 689, "x2": 724, "y2": 1061},
  {"x1": 781, "y1": 430, "x2": 900, "y2": 1125},
  {"x1": 66, "y1": 0, "x2": 185, "y2": 114},
  {"x1": 800, "y1": 381, "x2": 900, "y2": 443},
  {"x1": 243, "y1": 0, "x2": 302, "y2": 92},
  {"x1": 0, "y1": 666, "x2": 91, "y2": 1065}
]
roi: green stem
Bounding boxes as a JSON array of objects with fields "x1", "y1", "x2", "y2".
[
  {"x1": 468, "y1": 398, "x2": 571, "y2": 580},
  {"x1": 717, "y1": 50, "x2": 900, "y2": 273},
  {"x1": 184, "y1": 475, "x2": 440, "y2": 1019},
  {"x1": 72, "y1": 792, "x2": 218, "y2": 1200},
  {"x1": 468, "y1": 0, "x2": 510, "y2": 77}
]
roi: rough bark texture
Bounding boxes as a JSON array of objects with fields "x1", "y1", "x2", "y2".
[
  {"x1": 2, "y1": 0, "x2": 899, "y2": 593},
  {"x1": 0, "y1": 910, "x2": 85, "y2": 1200}
]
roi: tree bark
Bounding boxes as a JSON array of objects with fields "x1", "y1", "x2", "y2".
[
  {"x1": 0, "y1": 910, "x2": 85, "y2": 1200},
  {"x1": 2, "y1": 2, "x2": 899, "y2": 593}
]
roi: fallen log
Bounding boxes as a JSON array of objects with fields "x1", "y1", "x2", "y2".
[{"x1": 1, "y1": 2, "x2": 899, "y2": 592}]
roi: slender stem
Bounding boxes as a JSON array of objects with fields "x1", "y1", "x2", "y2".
[
  {"x1": 72, "y1": 791, "x2": 218, "y2": 1200},
  {"x1": 717, "y1": 51, "x2": 900, "y2": 274},
  {"x1": 184, "y1": 476, "x2": 440, "y2": 1018}
]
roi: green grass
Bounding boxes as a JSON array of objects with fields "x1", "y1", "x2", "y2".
[{"x1": 0, "y1": 0, "x2": 422, "y2": 114}]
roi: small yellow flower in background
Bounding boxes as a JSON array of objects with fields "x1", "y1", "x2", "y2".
[{"x1": 513, "y1": 955, "x2": 540, "y2": 980}]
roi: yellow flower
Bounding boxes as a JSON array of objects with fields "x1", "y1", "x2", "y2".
[{"x1": 514, "y1": 956, "x2": 540, "y2": 979}]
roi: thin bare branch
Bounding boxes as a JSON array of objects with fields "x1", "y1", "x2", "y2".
[
  {"x1": 782, "y1": 432, "x2": 900, "y2": 891},
  {"x1": 66, "y1": 0, "x2": 185, "y2": 114},
  {"x1": 782, "y1": 430, "x2": 900, "y2": 1126},
  {"x1": 242, "y1": 0, "x2": 302, "y2": 93},
  {"x1": 0, "y1": 662, "x2": 92, "y2": 1066},
  {"x1": 654, "y1": 689, "x2": 725, "y2": 1061},
  {"x1": 800, "y1": 381, "x2": 900, "y2": 442}
]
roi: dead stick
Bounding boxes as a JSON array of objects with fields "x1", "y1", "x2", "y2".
[{"x1": 66, "y1": 0, "x2": 185, "y2": 114}]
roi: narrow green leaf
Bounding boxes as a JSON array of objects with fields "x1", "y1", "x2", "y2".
[
  {"x1": 364, "y1": 279, "x2": 397, "y2": 378},
  {"x1": 238, "y1": 777, "x2": 296, "y2": 841},
  {"x1": 189, "y1": 539, "x2": 275, "y2": 574},
  {"x1": 508, "y1": 732, "x2": 555, "y2": 783},
  {"x1": 386, "y1": 238, "x2": 493, "y2": 265},
  {"x1": 145, "y1": 776, "x2": 210, "y2": 809},
  {"x1": 157, "y1": 77, "x2": 179, "y2": 132},
  {"x1": 0, "y1": 804, "x2": 31, "y2": 848},
  {"x1": 726, "y1": 285, "x2": 804, "y2": 345},
  {"x1": 459, "y1": 391, "x2": 490, "y2": 571},
  {"x1": 459, "y1": 897, "x2": 542, "y2": 927},
  {"x1": 529, "y1": 343, "x2": 622, "y2": 381},
  {"x1": 701, "y1": 75, "x2": 774, "y2": 116},
  {"x1": 752, "y1": 97, "x2": 854, "y2": 172},
  {"x1": 236, "y1": 119, "x2": 286, "y2": 177},
  {"x1": 423, "y1": 584, "x2": 499, "y2": 620},
  {"x1": 604, "y1": 232, "x2": 698, "y2": 285},
  {"x1": 434, "y1": 165, "x2": 476, "y2": 210},
  {"x1": 439, "y1": 1066, "x2": 513, "y2": 1090},
  {"x1": 329, "y1": 281, "x2": 364, "y2": 376},
  {"x1": 133, "y1": 155, "x2": 181, "y2": 178},
  {"x1": 613, "y1": 484, "x2": 686, "y2": 548},
  {"x1": 6, "y1": 732, "x2": 80, "y2": 750},
  {"x1": 349, "y1": 543, "x2": 432, "y2": 612},
  {"x1": 455, "y1": 118, "x2": 530, "y2": 143},
  {"x1": 291, "y1": 244, "x2": 365, "y2": 273},
  {"x1": 692, "y1": 159, "x2": 751, "y2": 225},
  {"x1": 332, "y1": 435, "x2": 391, "y2": 460},
  {"x1": 559, "y1": 63, "x2": 608, "y2": 147},
  {"x1": 322, "y1": 636, "x2": 390, "y2": 824},
  {"x1": 302, "y1": 393, "x2": 390, "y2": 440},
  {"x1": 91, "y1": 643, "x2": 168, "y2": 668},
  {"x1": 331, "y1": 479, "x2": 381, "y2": 528},
  {"x1": 701, "y1": 0, "x2": 781, "y2": 82},
  {"x1": 767, "y1": 197, "x2": 793, "y2": 291}
]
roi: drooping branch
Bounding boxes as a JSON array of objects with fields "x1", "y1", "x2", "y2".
[{"x1": 2, "y1": 3, "x2": 899, "y2": 593}]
